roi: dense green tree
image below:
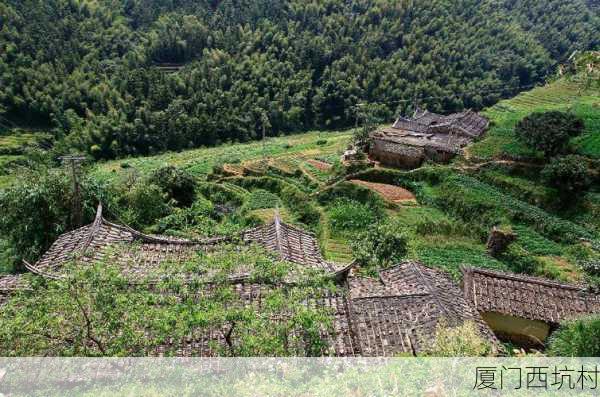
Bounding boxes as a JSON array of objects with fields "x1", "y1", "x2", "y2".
[
  {"x1": 0, "y1": 1, "x2": 596, "y2": 159},
  {"x1": 149, "y1": 165, "x2": 197, "y2": 207},
  {"x1": 351, "y1": 219, "x2": 409, "y2": 272},
  {"x1": 515, "y1": 111, "x2": 585, "y2": 157},
  {"x1": 541, "y1": 155, "x2": 591, "y2": 197},
  {"x1": 0, "y1": 167, "x2": 99, "y2": 268}
]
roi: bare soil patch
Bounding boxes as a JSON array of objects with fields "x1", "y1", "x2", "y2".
[
  {"x1": 222, "y1": 163, "x2": 244, "y2": 176},
  {"x1": 350, "y1": 179, "x2": 416, "y2": 203},
  {"x1": 307, "y1": 159, "x2": 332, "y2": 171}
]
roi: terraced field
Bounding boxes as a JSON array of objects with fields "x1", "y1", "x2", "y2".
[
  {"x1": 2, "y1": 76, "x2": 597, "y2": 287},
  {"x1": 94, "y1": 130, "x2": 352, "y2": 183},
  {"x1": 469, "y1": 80, "x2": 600, "y2": 160},
  {"x1": 0, "y1": 130, "x2": 51, "y2": 188}
]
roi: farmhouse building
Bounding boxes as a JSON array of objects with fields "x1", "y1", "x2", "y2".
[
  {"x1": 369, "y1": 108, "x2": 489, "y2": 169},
  {"x1": 462, "y1": 267, "x2": 600, "y2": 347},
  {"x1": 2, "y1": 204, "x2": 599, "y2": 355}
]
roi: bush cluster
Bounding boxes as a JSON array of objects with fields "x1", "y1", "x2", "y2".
[
  {"x1": 351, "y1": 219, "x2": 409, "y2": 272},
  {"x1": 547, "y1": 316, "x2": 600, "y2": 357}
]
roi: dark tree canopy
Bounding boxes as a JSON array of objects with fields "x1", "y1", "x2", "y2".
[
  {"x1": 149, "y1": 165, "x2": 197, "y2": 207},
  {"x1": 0, "y1": 0, "x2": 597, "y2": 159},
  {"x1": 515, "y1": 111, "x2": 585, "y2": 157},
  {"x1": 541, "y1": 155, "x2": 591, "y2": 195}
]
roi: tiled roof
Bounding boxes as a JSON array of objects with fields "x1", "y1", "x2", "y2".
[
  {"x1": 2, "y1": 205, "x2": 502, "y2": 356},
  {"x1": 24, "y1": 204, "x2": 229, "y2": 280},
  {"x1": 376, "y1": 108, "x2": 489, "y2": 152},
  {"x1": 243, "y1": 216, "x2": 348, "y2": 274},
  {"x1": 156, "y1": 262, "x2": 501, "y2": 357},
  {"x1": 346, "y1": 262, "x2": 499, "y2": 356},
  {"x1": 154, "y1": 285, "x2": 355, "y2": 357},
  {"x1": 462, "y1": 267, "x2": 600, "y2": 324},
  {"x1": 392, "y1": 117, "x2": 429, "y2": 133}
]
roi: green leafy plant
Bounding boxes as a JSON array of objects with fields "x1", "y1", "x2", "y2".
[
  {"x1": 329, "y1": 198, "x2": 379, "y2": 233},
  {"x1": 351, "y1": 219, "x2": 409, "y2": 271},
  {"x1": 0, "y1": 167, "x2": 99, "y2": 267},
  {"x1": 546, "y1": 316, "x2": 600, "y2": 357},
  {"x1": 424, "y1": 320, "x2": 493, "y2": 357},
  {"x1": 243, "y1": 189, "x2": 282, "y2": 211},
  {"x1": 0, "y1": 246, "x2": 337, "y2": 357},
  {"x1": 122, "y1": 182, "x2": 171, "y2": 228}
]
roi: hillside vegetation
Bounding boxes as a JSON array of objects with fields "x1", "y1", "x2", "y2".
[
  {"x1": 2, "y1": 70, "x2": 598, "y2": 285},
  {"x1": 0, "y1": 0, "x2": 598, "y2": 159}
]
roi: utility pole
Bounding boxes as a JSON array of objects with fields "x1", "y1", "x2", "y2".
[{"x1": 60, "y1": 155, "x2": 86, "y2": 228}]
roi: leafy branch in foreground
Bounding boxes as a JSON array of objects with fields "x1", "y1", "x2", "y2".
[{"x1": 0, "y1": 245, "x2": 337, "y2": 357}]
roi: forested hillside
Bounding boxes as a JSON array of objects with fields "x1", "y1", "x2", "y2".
[{"x1": 0, "y1": 0, "x2": 598, "y2": 159}]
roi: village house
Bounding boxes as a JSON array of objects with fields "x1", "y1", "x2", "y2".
[
  {"x1": 1, "y1": 204, "x2": 599, "y2": 355},
  {"x1": 462, "y1": 267, "x2": 600, "y2": 347},
  {"x1": 369, "y1": 108, "x2": 489, "y2": 169}
]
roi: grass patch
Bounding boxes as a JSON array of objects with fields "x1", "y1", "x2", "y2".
[
  {"x1": 412, "y1": 237, "x2": 507, "y2": 279},
  {"x1": 511, "y1": 225, "x2": 565, "y2": 256},
  {"x1": 327, "y1": 198, "x2": 384, "y2": 234},
  {"x1": 249, "y1": 208, "x2": 293, "y2": 224}
]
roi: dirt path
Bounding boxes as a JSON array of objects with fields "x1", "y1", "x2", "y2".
[
  {"x1": 350, "y1": 179, "x2": 416, "y2": 203},
  {"x1": 456, "y1": 159, "x2": 543, "y2": 171}
]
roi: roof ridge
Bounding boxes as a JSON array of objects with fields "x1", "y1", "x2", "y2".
[
  {"x1": 273, "y1": 214, "x2": 284, "y2": 257},
  {"x1": 277, "y1": 219, "x2": 317, "y2": 237},
  {"x1": 81, "y1": 203, "x2": 105, "y2": 254},
  {"x1": 101, "y1": 218, "x2": 227, "y2": 246},
  {"x1": 408, "y1": 262, "x2": 453, "y2": 318},
  {"x1": 352, "y1": 292, "x2": 430, "y2": 301},
  {"x1": 463, "y1": 267, "x2": 587, "y2": 292}
]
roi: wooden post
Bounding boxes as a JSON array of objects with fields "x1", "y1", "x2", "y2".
[{"x1": 60, "y1": 155, "x2": 86, "y2": 228}]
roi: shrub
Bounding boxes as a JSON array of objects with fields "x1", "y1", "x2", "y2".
[
  {"x1": 316, "y1": 139, "x2": 327, "y2": 146},
  {"x1": 280, "y1": 185, "x2": 320, "y2": 226},
  {"x1": 197, "y1": 182, "x2": 246, "y2": 206},
  {"x1": 317, "y1": 181, "x2": 386, "y2": 210},
  {"x1": 148, "y1": 166, "x2": 196, "y2": 207},
  {"x1": 329, "y1": 198, "x2": 379, "y2": 233},
  {"x1": 437, "y1": 174, "x2": 592, "y2": 244},
  {"x1": 541, "y1": 155, "x2": 591, "y2": 197},
  {"x1": 0, "y1": 167, "x2": 99, "y2": 267},
  {"x1": 154, "y1": 197, "x2": 217, "y2": 235},
  {"x1": 581, "y1": 256, "x2": 600, "y2": 273},
  {"x1": 228, "y1": 176, "x2": 320, "y2": 226},
  {"x1": 515, "y1": 111, "x2": 584, "y2": 158},
  {"x1": 123, "y1": 183, "x2": 171, "y2": 228},
  {"x1": 499, "y1": 245, "x2": 540, "y2": 275},
  {"x1": 425, "y1": 320, "x2": 493, "y2": 357},
  {"x1": 546, "y1": 316, "x2": 600, "y2": 357},
  {"x1": 351, "y1": 219, "x2": 409, "y2": 271}
]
